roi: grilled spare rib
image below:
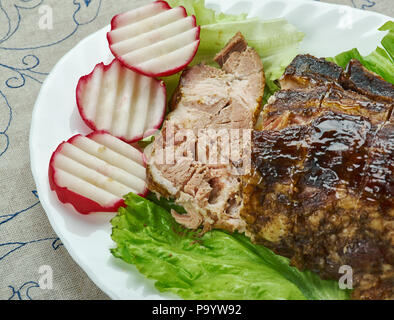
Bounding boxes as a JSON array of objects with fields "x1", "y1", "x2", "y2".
[
  {"x1": 146, "y1": 32, "x2": 265, "y2": 232},
  {"x1": 243, "y1": 54, "x2": 394, "y2": 300}
]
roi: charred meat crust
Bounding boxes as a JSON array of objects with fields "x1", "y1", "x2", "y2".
[
  {"x1": 259, "y1": 87, "x2": 327, "y2": 130},
  {"x1": 245, "y1": 54, "x2": 394, "y2": 300},
  {"x1": 243, "y1": 113, "x2": 393, "y2": 299},
  {"x1": 279, "y1": 54, "x2": 343, "y2": 89},
  {"x1": 322, "y1": 84, "x2": 392, "y2": 123},
  {"x1": 260, "y1": 84, "x2": 392, "y2": 131},
  {"x1": 340, "y1": 59, "x2": 394, "y2": 104},
  {"x1": 280, "y1": 54, "x2": 394, "y2": 105}
]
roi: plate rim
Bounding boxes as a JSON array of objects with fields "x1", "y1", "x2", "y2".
[{"x1": 29, "y1": 0, "x2": 393, "y2": 300}]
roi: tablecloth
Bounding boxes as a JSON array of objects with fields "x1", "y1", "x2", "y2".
[{"x1": 0, "y1": 0, "x2": 392, "y2": 300}]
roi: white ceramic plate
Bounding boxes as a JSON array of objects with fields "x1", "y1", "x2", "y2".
[{"x1": 30, "y1": 0, "x2": 392, "y2": 300}]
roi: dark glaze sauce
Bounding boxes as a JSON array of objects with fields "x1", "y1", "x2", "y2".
[
  {"x1": 298, "y1": 112, "x2": 372, "y2": 193},
  {"x1": 252, "y1": 126, "x2": 308, "y2": 186},
  {"x1": 360, "y1": 122, "x2": 394, "y2": 210},
  {"x1": 254, "y1": 112, "x2": 371, "y2": 189},
  {"x1": 246, "y1": 54, "x2": 394, "y2": 299},
  {"x1": 252, "y1": 111, "x2": 392, "y2": 210}
]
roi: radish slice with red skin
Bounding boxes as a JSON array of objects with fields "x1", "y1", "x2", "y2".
[
  {"x1": 107, "y1": 0, "x2": 200, "y2": 77},
  {"x1": 76, "y1": 59, "x2": 166, "y2": 143},
  {"x1": 49, "y1": 132, "x2": 148, "y2": 215}
]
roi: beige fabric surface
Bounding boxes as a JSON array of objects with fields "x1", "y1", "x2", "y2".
[{"x1": 0, "y1": 0, "x2": 392, "y2": 300}]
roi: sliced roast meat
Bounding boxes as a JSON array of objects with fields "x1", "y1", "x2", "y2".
[
  {"x1": 322, "y1": 84, "x2": 392, "y2": 124},
  {"x1": 258, "y1": 86, "x2": 327, "y2": 130},
  {"x1": 146, "y1": 32, "x2": 265, "y2": 232},
  {"x1": 259, "y1": 84, "x2": 391, "y2": 131}
]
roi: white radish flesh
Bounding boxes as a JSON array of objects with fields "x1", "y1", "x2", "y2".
[
  {"x1": 89, "y1": 132, "x2": 145, "y2": 166},
  {"x1": 54, "y1": 153, "x2": 136, "y2": 199},
  {"x1": 71, "y1": 136, "x2": 145, "y2": 181},
  {"x1": 121, "y1": 28, "x2": 199, "y2": 65},
  {"x1": 55, "y1": 169, "x2": 119, "y2": 206},
  {"x1": 137, "y1": 40, "x2": 200, "y2": 74},
  {"x1": 49, "y1": 132, "x2": 148, "y2": 214},
  {"x1": 60, "y1": 143, "x2": 146, "y2": 191},
  {"x1": 94, "y1": 61, "x2": 120, "y2": 130},
  {"x1": 77, "y1": 59, "x2": 166, "y2": 143},
  {"x1": 112, "y1": 1, "x2": 169, "y2": 29},
  {"x1": 107, "y1": 1, "x2": 200, "y2": 77},
  {"x1": 111, "y1": 16, "x2": 196, "y2": 55},
  {"x1": 110, "y1": 7, "x2": 188, "y2": 45}
]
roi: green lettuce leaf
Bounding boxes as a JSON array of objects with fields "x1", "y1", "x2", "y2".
[
  {"x1": 146, "y1": 192, "x2": 187, "y2": 214},
  {"x1": 111, "y1": 193, "x2": 350, "y2": 300},
  {"x1": 327, "y1": 21, "x2": 394, "y2": 84},
  {"x1": 164, "y1": 0, "x2": 304, "y2": 103}
]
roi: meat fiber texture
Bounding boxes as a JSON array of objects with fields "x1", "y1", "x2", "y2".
[
  {"x1": 146, "y1": 32, "x2": 265, "y2": 232},
  {"x1": 243, "y1": 54, "x2": 394, "y2": 300}
]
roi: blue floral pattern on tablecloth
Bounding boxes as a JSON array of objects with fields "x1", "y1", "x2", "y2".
[{"x1": 0, "y1": 0, "x2": 102, "y2": 300}]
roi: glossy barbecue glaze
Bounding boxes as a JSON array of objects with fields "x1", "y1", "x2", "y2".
[{"x1": 242, "y1": 54, "x2": 394, "y2": 300}]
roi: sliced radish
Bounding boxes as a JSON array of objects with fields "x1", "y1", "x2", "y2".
[
  {"x1": 107, "y1": 0, "x2": 200, "y2": 77},
  {"x1": 76, "y1": 59, "x2": 166, "y2": 143},
  {"x1": 49, "y1": 131, "x2": 148, "y2": 214}
]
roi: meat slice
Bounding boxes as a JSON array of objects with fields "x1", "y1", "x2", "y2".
[
  {"x1": 322, "y1": 85, "x2": 392, "y2": 124},
  {"x1": 242, "y1": 112, "x2": 393, "y2": 299},
  {"x1": 214, "y1": 32, "x2": 248, "y2": 68},
  {"x1": 258, "y1": 86, "x2": 327, "y2": 130},
  {"x1": 243, "y1": 53, "x2": 393, "y2": 300},
  {"x1": 146, "y1": 32, "x2": 265, "y2": 232},
  {"x1": 280, "y1": 54, "x2": 394, "y2": 105},
  {"x1": 279, "y1": 54, "x2": 343, "y2": 89},
  {"x1": 244, "y1": 112, "x2": 373, "y2": 241},
  {"x1": 340, "y1": 59, "x2": 394, "y2": 103},
  {"x1": 242, "y1": 125, "x2": 309, "y2": 252},
  {"x1": 350, "y1": 118, "x2": 394, "y2": 300},
  {"x1": 259, "y1": 83, "x2": 391, "y2": 131}
]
